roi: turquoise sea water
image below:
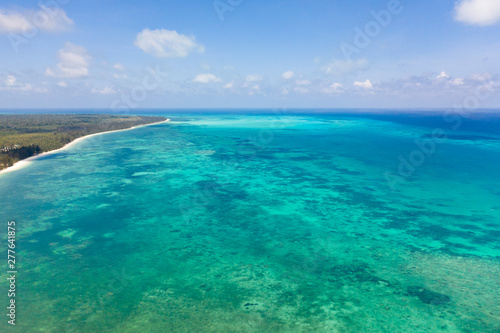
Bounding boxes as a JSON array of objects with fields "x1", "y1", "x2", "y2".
[{"x1": 1, "y1": 111, "x2": 500, "y2": 332}]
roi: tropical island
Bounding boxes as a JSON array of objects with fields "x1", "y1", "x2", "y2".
[{"x1": 0, "y1": 114, "x2": 167, "y2": 171}]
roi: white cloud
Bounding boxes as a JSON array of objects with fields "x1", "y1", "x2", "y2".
[
  {"x1": 321, "y1": 82, "x2": 344, "y2": 94},
  {"x1": 349, "y1": 72, "x2": 498, "y2": 98},
  {"x1": 436, "y1": 72, "x2": 465, "y2": 85},
  {"x1": 0, "y1": 10, "x2": 30, "y2": 33},
  {"x1": 246, "y1": 74, "x2": 262, "y2": 82},
  {"x1": 282, "y1": 71, "x2": 294, "y2": 79},
  {"x1": 454, "y1": 0, "x2": 500, "y2": 26},
  {"x1": 18, "y1": 84, "x2": 33, "y2": 92},
  {"x1": 353, "y1": 79, "x2": 373, "y2": 89},
  {"x1": 57, "y1": 81, "x2": 67, "y2": 87},
  {"x1": 1, "y1": 75, "x2": 33, "y2": 92},
  {"x1": 91, "y1": 86, "x2": 117, "y2": 95},
  {"x1": 294, "y1": 87, "x2": 309, "y2": 94},
  {"x1": 295, "y1": 79, "x2": 311, "y2": 86},
  {"x1": 46, "y1": 42, "x2": 90, "y2": 79},
  {"x1": 437, "y1": 71, "x2": 449, "y2": 79},
  {"x1": 38, "y1": 6, "x2": 73, "y2": 32},
  {"x1": 282, "y1": 88, "x2": 289, "y2": 95},
  {"x1": 113, "y1": 73, "x2": 127, "y2": 79},
  {"x1": 193, "y1": 73, "x2": 221, "y2": 83},
  {"x1": 471, "y1": 72, "x2": 492, "y2": 81},
  {"x1": 0, "y1": 5, "x2": 73, "y2": 34},
  {"x1": 223, "y1": 81, "x2": 234, "y2": 89},
  {"x1": 248, "y1": 84, "x2": 261, "y2": 95},
  {"x1": 324, "y1": 58, "x2": 369, "y2": 75},
  {"x1": 113, "y1": 63, "x2": 124, "y2": 71},
  {"x1": 135, "y1": 29, "x2": 204, "y2": 58},
  {"x1": 5, "y1": 75, "x2": 16, "y2": 86}
]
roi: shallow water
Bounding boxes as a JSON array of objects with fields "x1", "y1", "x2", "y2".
[{"x1": 1, "y1": 111, "x2": 499, "y2": 332}]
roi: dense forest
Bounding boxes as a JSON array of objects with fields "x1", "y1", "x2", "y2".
[{"x1": 0, "y1": 114, "x2": 166, "y2": 170}]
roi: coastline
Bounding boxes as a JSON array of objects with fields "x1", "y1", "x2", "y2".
[{"x1": 0, "y1": 119, "x2": 170, "y2": 176}]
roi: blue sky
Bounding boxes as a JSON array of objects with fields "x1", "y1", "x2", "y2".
[{"x1": 1, "y1": 0, "x2": 500, "y2": 109}]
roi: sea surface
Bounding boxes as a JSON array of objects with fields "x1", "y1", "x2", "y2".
[{"x1": 1, "y1": 110, "x2": 500, "y2": 332}]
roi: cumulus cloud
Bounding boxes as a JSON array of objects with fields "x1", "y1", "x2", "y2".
[
  {"x1": 193, "y1": 73, "x2": 221, "y2": 83},
  {"x1": 17, "y1": 84, "x2": 33, "y2": 91},
  {"x1": 248, "y1": 84, "x2": 261, "y2": 95},
  {"x1": 282, "y1": 71, "x2": 294, "y2": 79},
  {"x1": 321, "y1": 82, "x2": 344, "y2": 94},
  {"x1": 245, "y1": 74, "x2": 262, "y2": 82},
  {"x1": 1, "y1": 74, "x2": 33, "y2": 92},
  {"x1": 0, "y1": 5, "x2": 73, "y2": 34},
  {"x1": 45, "y1": 42, "x2": 90, "y2": 78},
  {"x1": 437, "y1": 71, "x2": 449, "y2": 79},
  {"x1": 5, "y1": 75, "x2": 16, "y2": 86},
  {"x1": 37, "y1": 5, "x2": 73, "y2": 32},
  {"x1": 353, "y1": 79, "x2": 373, "y2": 89},
  {"x1": 0, "y1": 10, "x2": 30, "y2": 33},
  {"x1": 1, "y1": 74, "x2": 50, "y2": 93},
  {"x1": 135, "y1": 29, "x2": 204, "y2": 58},
  {"x1": 324, "y1": 58, "x2": 369, "y2": 75},
  {"x1": 112, "y1": 63, "x2": 126, "y2": 79},
  {"x1": 223, "y1": 81, "x2": 234, "y2": 89},
  {"x1": 471, "y1": 72, "x2": 492, "y2": 81},
  {"x1": 454, "y1": 0, "x2": 500, "y2": 26},
  {"x1": 435, "y1": 72, "x2": 466, "y2": 85}
]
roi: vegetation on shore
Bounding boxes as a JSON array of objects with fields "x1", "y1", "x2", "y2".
[{"x1": 0, "y1": 114, "x2": 166, "y2": 170}]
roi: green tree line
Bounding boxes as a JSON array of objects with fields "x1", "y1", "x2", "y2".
[{"x1": 0, "y1": 114, "x2": 166, "y2": 170}]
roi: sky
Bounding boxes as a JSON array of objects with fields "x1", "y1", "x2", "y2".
[{"x1": 1, "y1": 0, "x2": 500, "y2": 109}]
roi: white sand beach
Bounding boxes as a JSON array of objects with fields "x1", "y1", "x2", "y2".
[{"x1": 0, "y1": 119, "x2": 170, "y2": 176}]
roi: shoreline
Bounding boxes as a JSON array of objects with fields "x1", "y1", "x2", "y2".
[{"x1": 0, "y1": 119, "x2": 170, "y2": 176}]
